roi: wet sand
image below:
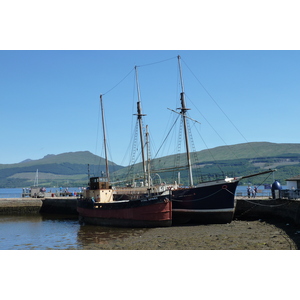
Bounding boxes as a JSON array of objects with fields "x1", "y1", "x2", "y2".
[{"x1": 80, "y1": 219, "x2": 300, "y2": 250}]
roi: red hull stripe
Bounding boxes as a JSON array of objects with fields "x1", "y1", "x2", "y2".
[{"x1": 77, "y1": 201, "x2": 172, "y2": 222}]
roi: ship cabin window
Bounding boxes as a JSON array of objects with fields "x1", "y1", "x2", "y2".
[{"x1": 89, "y1": 177, "x2": 111, "y2": 190}]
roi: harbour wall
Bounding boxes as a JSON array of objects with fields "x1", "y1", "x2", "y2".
[
  {"x1": 1, "y1": 197, "x2": 300, "y2": 226},
  {"x1": 0, "y1": 197, "x2": 78, "y2": 215},
  {"x1": 0, "y1": 198, "x2": 43, "y2": 214},
  {"x1": 39, "y1": 198, "x2": 78, "y2": 214},
  {"x1": 234, "y1": 198, "x2": 300, "y2": 225}
]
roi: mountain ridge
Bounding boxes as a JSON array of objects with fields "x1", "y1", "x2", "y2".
[
  {"x1": 0, "y1": 151, "x2": 118, "y2": 168},
  {"x1": 1, "y1": 142, "x2": 300, "y2": 188}
]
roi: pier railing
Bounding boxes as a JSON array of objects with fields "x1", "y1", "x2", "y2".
[
  {"x1": 279, "y1": 189, "x2": 300, "y2": 200},
  {"x1": 235, "y1": 189, "x2": 272, "y2": 198},
  {"x1": 235, "y1": 189, "x2": 300, "y2": 200}
]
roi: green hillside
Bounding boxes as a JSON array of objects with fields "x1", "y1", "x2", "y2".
[
  {"x1": 1, "y1": 143, "x2": 300, "y2": 188},
  {"x1": 0, "y1": 151, "x2": 110, "y2": 168},
  {"x1": 110, "y1": 142, "x2": 300, "y2": 186},
  {"x1": 0, "y1": 151, "x2": 123, "y2": 188}
]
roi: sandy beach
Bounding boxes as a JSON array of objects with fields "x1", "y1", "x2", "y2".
[{"x1": 79, "y1": 219, "x2": 300, "y2": 250}]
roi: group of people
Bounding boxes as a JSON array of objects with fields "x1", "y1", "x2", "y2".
[{"x1": 247, "y1": 185, "x2": 258, "y2": 198}]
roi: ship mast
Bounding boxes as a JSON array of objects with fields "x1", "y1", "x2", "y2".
[
  {"x1": 178, "y1": 55, "x2": 194, "y2": 187},
  {"x1": 100, "y1": 94, "x2": 109, "y2": 182},
  {"x1": 34, "y1": 169, "x2": 38, "y2": 187},
  {"x1": 134, "y1": 66, "x2": 147, "y2": 184},
  {"x1": 145, "y1": 125, "x2": 151, "y2": 196}
]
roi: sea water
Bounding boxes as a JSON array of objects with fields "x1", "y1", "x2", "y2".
[
  {"x1": 0, "y1": 214, "x2": 147, "y2": 250},
  {"x1": 0, "y1": 188, "x2": 148, "y2": 250}
]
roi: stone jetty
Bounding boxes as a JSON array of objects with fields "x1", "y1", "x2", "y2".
[{"x1": 0, "y1": 197, "x2": 77, "y2": 215}]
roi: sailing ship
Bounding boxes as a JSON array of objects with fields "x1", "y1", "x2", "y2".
[
  {"x1": 160, "y1": 56, "x2": 275, "y2": 224},
  {"x1": 77, "y1": 95, "x2": 172, "y2": 228},
  {"x1": 112, "y1": 66, "x2": 172, "y2": 201}
]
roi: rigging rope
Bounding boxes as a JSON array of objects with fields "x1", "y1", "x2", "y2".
[
  {"x1": 181, "y1": 58, "x2": 250, "y2": 142},
  {"x1": 153, "y1": 114, "x2": 180, "y2": 159},
  {"x1": 191, "y1": 118, "x2": 227, "y2": 175},
  {"x1": 137, "y1": 56, "x2": 177, "y2": 68},
  {"x1": 185, "y1": 94, "x2": 241, "y2": 162},
  {"x1": 236, "y1": 172, "x2": 287, "y2": 209},
  {"x1": 242, "y1": 199, "x2": 290, "y2": 207},
  {"x1": 103, "y1": 68, "x2": 135, "y2": 96},
  {"x1": 181, "y1": 57, "x2": 268, "y2": 162},
  {"x1": 172, "y1": 187, "x2": 229, "y2": 202}
]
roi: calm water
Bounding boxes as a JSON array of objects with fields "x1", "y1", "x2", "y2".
[
  {"x1": 0, "y1": 188, "x2": 147, "y2": 250},
  {"x1": 0, "y1": 214, "x2": 146, "y2": 250}
]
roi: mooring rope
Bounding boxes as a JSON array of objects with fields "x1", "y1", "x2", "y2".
[
  {"x1": 242, "y1": 198, "x2": 290, "y2": 208},
  {"x1": 172, "y1": 187, "x2": 225, "y2": 202}
]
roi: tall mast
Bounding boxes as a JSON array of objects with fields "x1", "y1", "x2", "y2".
[
  {"x1": 34, "y1": 169, "x2": 38, "y2": 187},
  {"x1": 134, "y1": 66, "x2": 147, "y2": 182},
  {"x1": 178, "y1": 55, "x2": 194, "y2": 187},
  {"x1": 100, "y1": 94, "x2": 109, "y2": 182},
  {"x1": 145, "y1": 125, "x2": 151, "y2": 195}
]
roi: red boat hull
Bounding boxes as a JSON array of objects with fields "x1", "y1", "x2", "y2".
[{"x1": 77, "y1": 198, "x2": 172, "y2": 228}]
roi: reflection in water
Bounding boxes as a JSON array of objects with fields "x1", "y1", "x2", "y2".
[
  {"x1": 0, "y1": 214, "x2": 147, "y2": 250},
  {"x1": 77, "y1": 224, "x2": 147, "y2": 249},
  {"x1": 0, "y1": 215, "x2": 80, "y2": 250}
]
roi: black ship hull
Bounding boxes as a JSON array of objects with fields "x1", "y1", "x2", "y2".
[{"x1": 171, "y1": 179, "x2": 239, "y2": 224}]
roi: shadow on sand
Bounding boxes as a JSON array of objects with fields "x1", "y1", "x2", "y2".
[{"x1": 237, "y1": 216, "x2": 300, "y2": 250}]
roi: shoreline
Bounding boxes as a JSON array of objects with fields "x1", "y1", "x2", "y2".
[{"x1": 77, "y1": 219, "x2": 300, "y2": 250}]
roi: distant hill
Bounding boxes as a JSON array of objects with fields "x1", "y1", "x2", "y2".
[
  {"x1": 19, "y1": 159, "x2": 33, "y2": 163},
  {"x1": 1, "y1": 143, "x2": 300, "y2": 188},
  {"x1": 110, "y1": 142, "x2": 300, "y2": 187},
  {"x1": 0, "y1": 151, "x2": 123, "y2": 188}
]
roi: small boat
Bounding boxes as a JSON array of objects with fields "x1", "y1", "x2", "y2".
[{"x1": 77, "y1": 95, "x2": 172, "y2": 227}]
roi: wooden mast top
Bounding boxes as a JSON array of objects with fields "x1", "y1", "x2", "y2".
[{"x1": 178, "y1": 55, "x2": 194, "y2": 187}]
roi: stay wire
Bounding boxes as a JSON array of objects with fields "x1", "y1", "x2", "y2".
[
  {"x1": 153, "y1": 114, "x2": 180, "y2": 159},
  {"x1": 190, "y1": 118, "x2": 225, "y2": 175},
  {"x1": 103, "y1": 56, "x2": 177, "y2": 95},
  {"x1": 185, "y1": 93, "x2": 241, "y2": 161},
  {"x1": 136, "y1": 56, "x2": 177, "y2": 68},
  {"x1": 102, "y1": 67, "x2": 135, "y2": 96},
  {"x1": 181, "y1": 58, "x2": 261, "y2": 156}
]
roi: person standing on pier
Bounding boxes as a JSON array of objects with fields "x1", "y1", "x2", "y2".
[
  {"x1": 253, "y1": 186, "x2": 258, "y2": 198},
  {"x1": 252, "y1": 186, "x2": 257, "y2": 198},
  {"x1": 247, "y1": 186, "x2": 252, "y2": 198}
]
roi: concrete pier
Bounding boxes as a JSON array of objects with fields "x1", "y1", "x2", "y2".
[
  {"x1": 0, "y1": 198, "x2": 43, "y2": 214},
  {"x1": 0, "y1": 197, "x2": 78, "y2": 215}
]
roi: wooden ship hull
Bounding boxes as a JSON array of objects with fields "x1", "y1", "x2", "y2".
[{"x1": 77, "y1": 194, "x2": 172, "y2": 228}]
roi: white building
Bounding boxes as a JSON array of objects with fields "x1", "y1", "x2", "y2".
[{"x1": 286, "y1": 176, "x2": 300, "y2": 190}]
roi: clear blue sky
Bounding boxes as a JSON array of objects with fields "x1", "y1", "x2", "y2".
[
  {"x1": 1, "y1": 50, "x2": 300, "y2": 165},
  {"x1": 1, "y1": 2, "x2": 300, "y2": 165}
]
